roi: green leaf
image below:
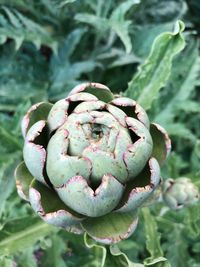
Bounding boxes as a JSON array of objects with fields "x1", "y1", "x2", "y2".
[
  {"x1": 57, "y1": 0, "x2": 77, "y2": 8},
  {"x1": 75, "y1": 14, "x2": 109, "y2": 33},
  {"x1": 132, "y1": 23, "x2": 174, "y2": 59},
  {"x1": 0, "y1": 6, "x2": 57, "y2": 51},
  {"x1": 0, "y1": 216, "x2": 56, "y2": 255},
  {"x1": 154, "y1": 37, "x2": 200, "y2": 124},
  {"x1": 0, "y1": 1, "x2": 199, "y2": 265},
  {"x1": 0, "y1": 154, "x2": 21, "y2": 214},
  {"x1": 165, "y1": 226, "x2": 189, "y2": 267},
  {"x1": 164, "y1": 123, "x2": 196, "y2": 142},
  {"x1": 15, "y1": 248, "x2": 37, "y2": 267},
  {"x1": 49, "y1": 28, "x2": 100, "y2": 100},
  {"x1": 144, "y1": 257, "x2": 170, "y2": 266},
  {"x1": 0, "y1": 124, "x2": 21, "y2": 151},
  {"x1": 184, "y1": 205, "x2": 200, "y2": 239},
  {"x1": 176, "y1": 100, "x2": 200, "y2": 114},
  {"x1": 142, "y1": 207, "x2": 163, "y2": 258},
  {"x1": 40, "y1": 234, "x2": 67, "y2": 267},
  {"x1": 75, "y1": 0, "x2": 140, "y2": 53},
  {"x1": 191, "y1": 140, "x2": 200, "y2": 173},
  {"x1": 125, "y1": 20, "x2": 185, "y2": 110},
  {"x1": 84, "y1": 234, "x2": 107, "y2": 267},
  {"x1": 109, "y1": 0, "x2": 140, "y2": 53},
  {"x1": 0, "y1": 43, "x2": 49, "y2": 111},
  {"x1": 84, "y1": 234, "x2": 144, "y2": 267},
  {"x1": 130, "y1": 0, "x2": 185, "y2": 26},
  {"x1": 0, "y1": 256, "x2": 16, "y2": 267},
  {"x1": 108, "y1": 245, "x2": 144, "y2": 267},
  {"x1": 142, "y1": 208, "x2": 171, "y2": 267}
]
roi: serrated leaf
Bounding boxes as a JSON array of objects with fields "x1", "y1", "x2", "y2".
[
  {"x1": 155, "y1": 37, "x2": 200, "y2": 124},
  {"x1": 53, "y1": 28, "x2": 87, "y2": 62},
  {"x1": 0, "y1": 43, "x2": 48, "y2": 111},
  {"x1": 142, "y1": 208, "x2": 163, "y2": 259},
  {"x1": 176, "y1": 100, "x2": 200, "y2": 113},
  {"x1": 184, "y1": 205, "x2": 200, "y2": 239},
  {"x1": 125, "y1": 20, "x2": 185, "y2": 110},
  {"x1": 75, "y1": 13, "x2": 109, "y2": 32},
  {"x1": 40, "y1": 234, "x2": 67, "y2": 267},
  {"x1": 0, "y1": 6, "x2": 57, "y2": 51},
  {"x1": 75, "y1": 0, "x2": 140, "y2": 53},
  {"x1": 0, "y1": 125, "x2": 21, "y2": 152},
  {"x1": 0, "y1": 216, "x2": 56, "y2": 256},
  {"x1": 0, "y1": 154, "x2": 21, "y2": 214},
  {"x1": 164, "y1": 123, "x2": 196, "y2": 142},
  {"x1": 109, "y1": 0, "x2": 140, "y2": 53},
  {"x1": 142, "y1": 208, "x2": 171, "y2": 267},
  {"x1": 49, "y1": 28, "x2": 100, "y2": 100},
  {"x1": 165, "y1": 226, "x2": 189, "y2": 267}
]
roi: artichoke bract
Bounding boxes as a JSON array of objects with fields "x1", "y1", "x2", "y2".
[{"x1": 15, "y1": 82, "x2": 171, "y2": 244}]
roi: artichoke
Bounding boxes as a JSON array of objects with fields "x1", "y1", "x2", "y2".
[
  {"x1": 15, "y1": 82, "x2": 171, "y2": 244},
  {"x1": 162, "y1": 177, "x2": 199, "y2": 210}
]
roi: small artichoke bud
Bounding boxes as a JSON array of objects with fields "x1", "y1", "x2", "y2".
[{"x1": 162, "y1": 177, "x2": 199, "y2": 210}]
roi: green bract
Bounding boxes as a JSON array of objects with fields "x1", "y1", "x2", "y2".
[
  {"x1": 162, "y1": 177, "x2": 199, "y2": 210},
  {"x1": 15, "y1": 82, "x2": 171, "y2": 244}
]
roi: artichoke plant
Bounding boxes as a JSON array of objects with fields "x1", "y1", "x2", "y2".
[
  {"x1": 15, "y1": 82, "x2": 171, "y2": 244},
  {"x1": 162, "y1": 177, "x2": 199, "y2": 210}
]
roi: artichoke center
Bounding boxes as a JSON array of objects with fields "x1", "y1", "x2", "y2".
[{"x1": 91, "y1": 123, "x2": 103, "y2": 141}]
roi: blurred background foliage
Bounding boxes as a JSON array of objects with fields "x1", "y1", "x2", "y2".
[{"x1": 0, "y1": 0, "x2": 199, "y2": 266}]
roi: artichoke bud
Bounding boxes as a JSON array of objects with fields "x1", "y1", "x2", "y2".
[
  {"x1": 162, "y1": 177, "x2": 199, "y2": 210},
  {"x1": 15, "y1": 82, "x2": 171, "y2": 244}
]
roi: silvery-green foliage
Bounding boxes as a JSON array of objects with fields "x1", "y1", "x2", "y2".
[{"x1": 0, "y1": 0, "x2": 199, "y2": 266}]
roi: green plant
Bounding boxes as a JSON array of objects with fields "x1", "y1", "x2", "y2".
[
  {"x1": 0, "y1": 0, "x2": 199, "y2": 266},
  {"x1": 162, "y1": 177, "x2": 199, "y2": 210},
  {"x1": 15, "y1": 82, "x2": 170, "y2": 244}
]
